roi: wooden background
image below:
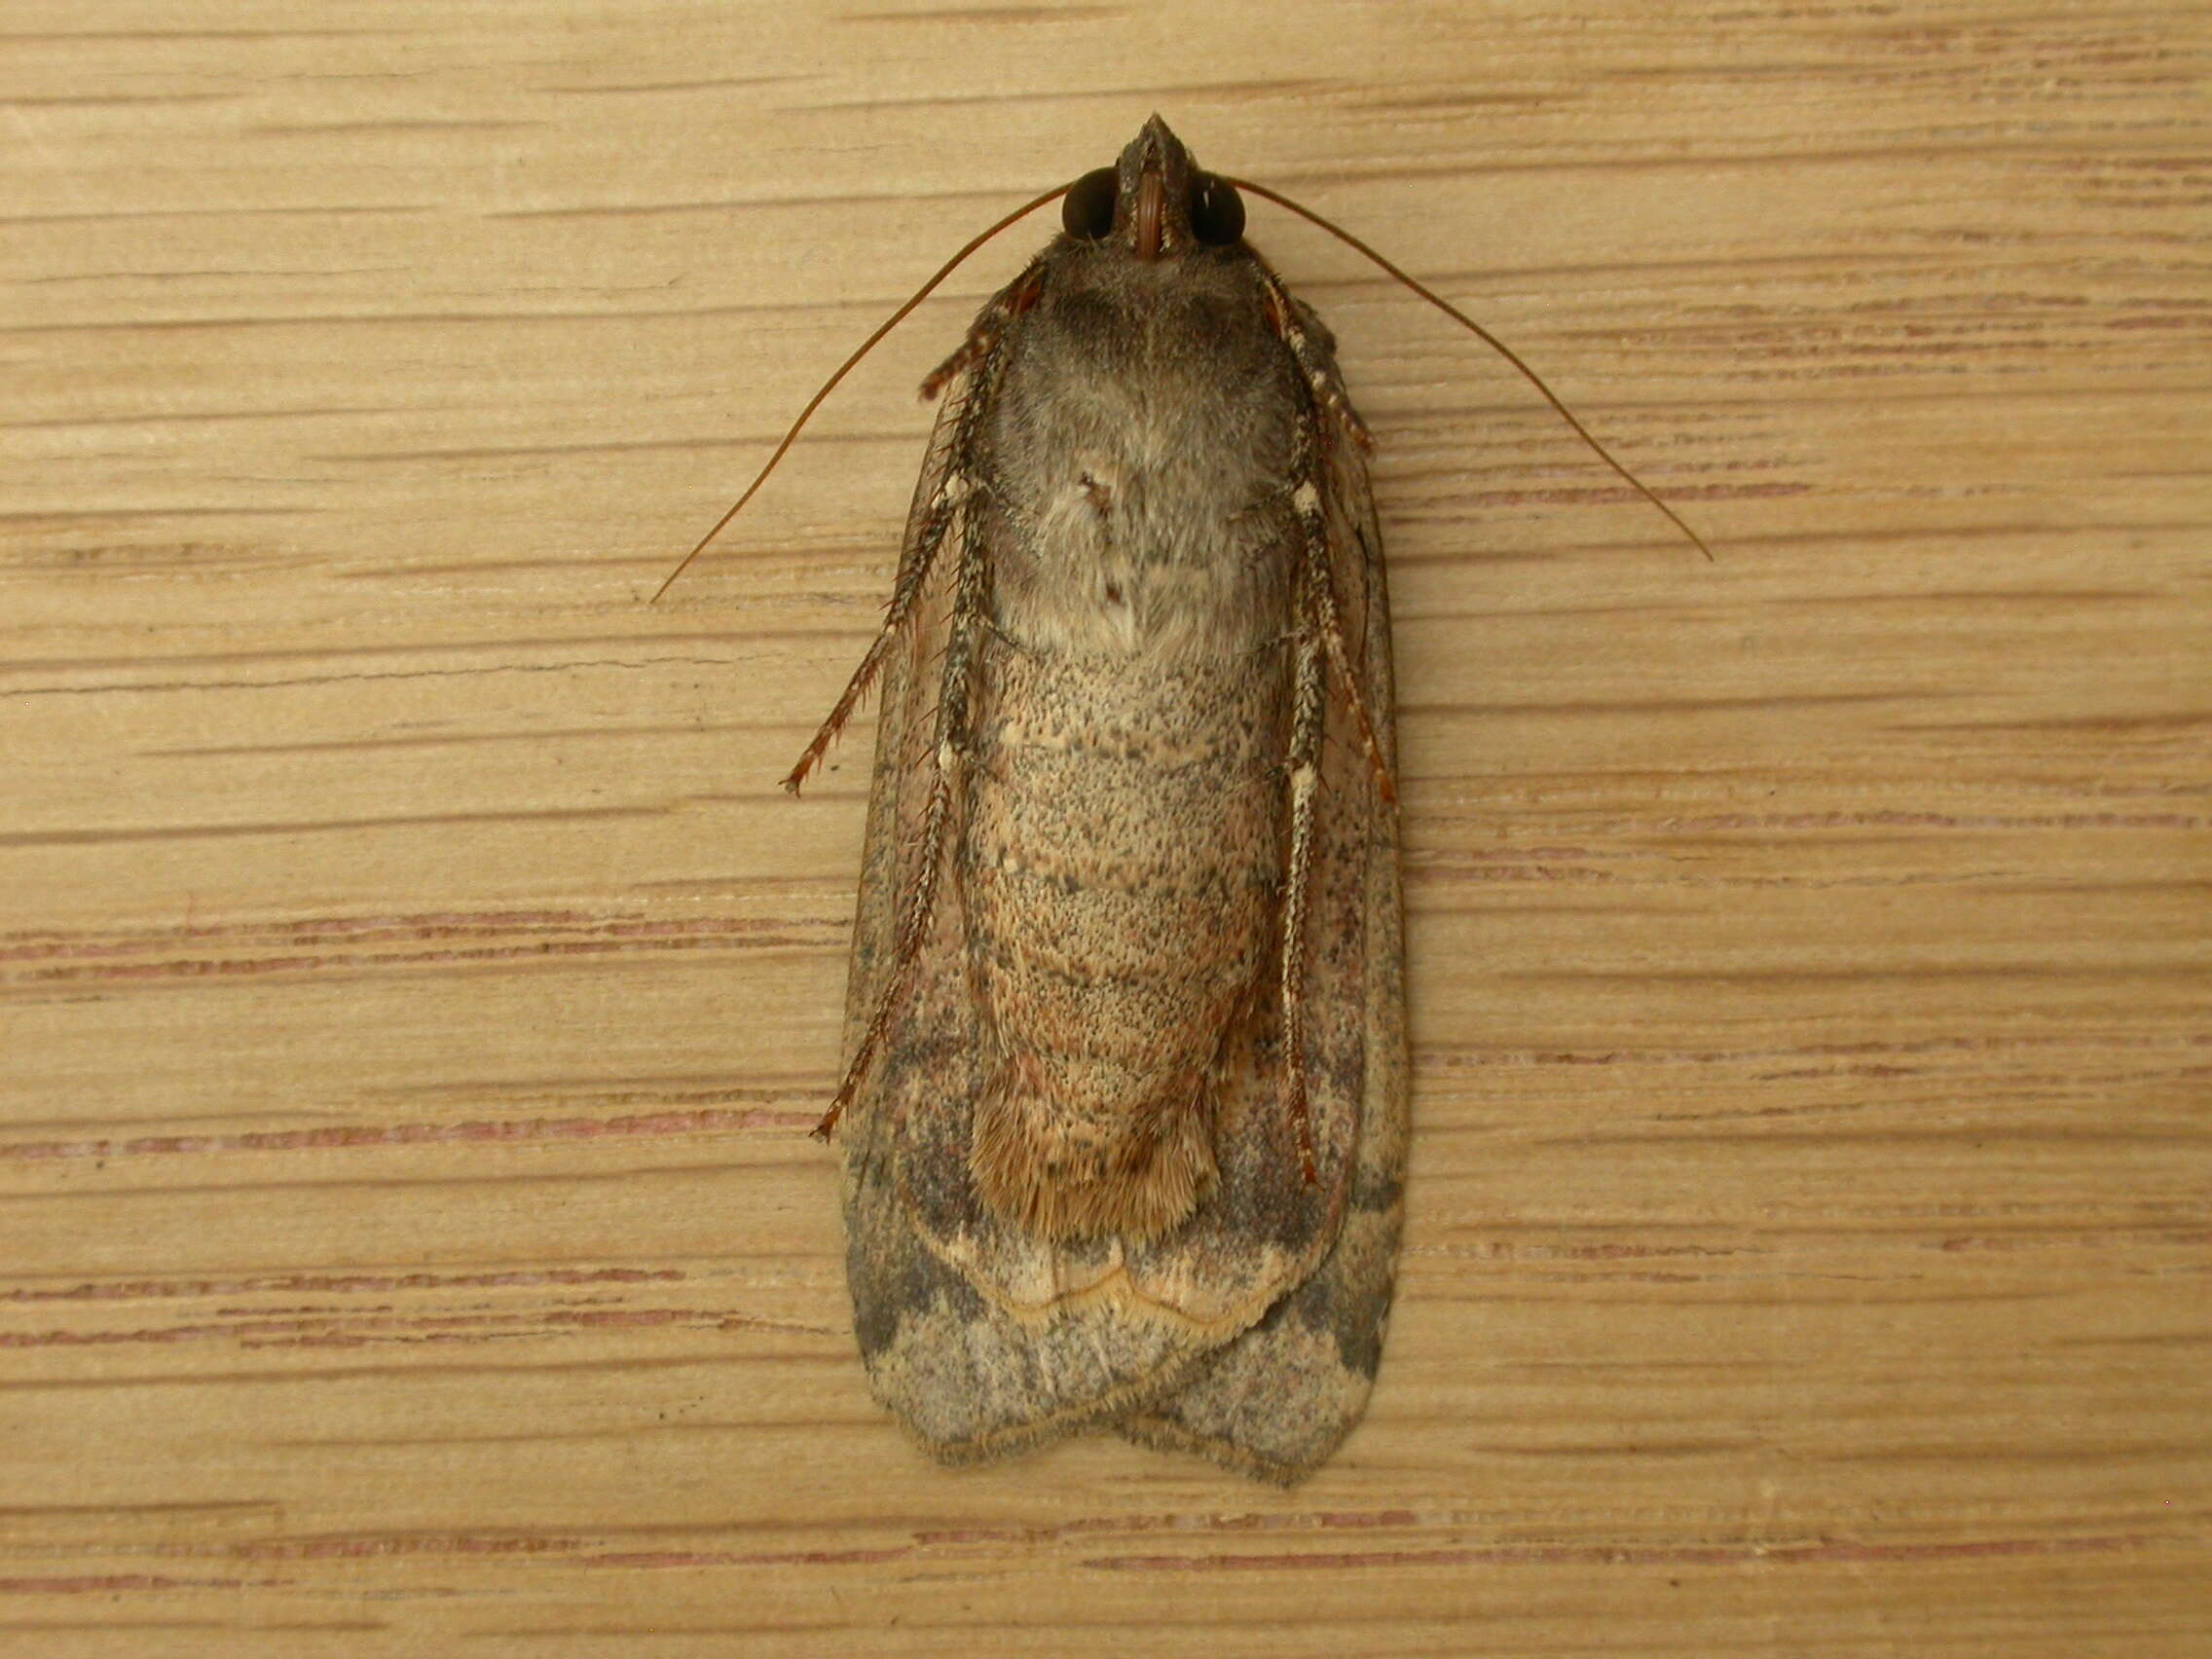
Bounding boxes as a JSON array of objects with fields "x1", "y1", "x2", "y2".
[{"x1": 4, "y1": 2, "x2": 2206, "y2": 1653}]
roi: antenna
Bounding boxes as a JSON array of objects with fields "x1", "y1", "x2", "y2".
[
  {"x1": 1227, "y1": 175, "x2": 1715, "y2": 562},
  {"x1": 651, "y1": 182, "x2": 1071, "y2": 602}
]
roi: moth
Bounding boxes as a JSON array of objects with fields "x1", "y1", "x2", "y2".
[{"x1": 670, "y1": 116, "x2": 1704, "y2": 1483}]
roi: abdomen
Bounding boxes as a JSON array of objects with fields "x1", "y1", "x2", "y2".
[{"x1": 963, "y1": 640, "x2": 1286, "y2": 1241}]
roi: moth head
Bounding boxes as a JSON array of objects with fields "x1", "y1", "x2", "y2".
[{"x1": 1060, "y1": 113, "x2": 1245, "y2": 259}]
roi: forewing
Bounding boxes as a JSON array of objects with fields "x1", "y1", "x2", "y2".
[
  {"x1": 838, "y1": 379, "x2": 1212, "y2": 1462},
  {"x1": 1121, "y1": 414, "x2": 1410, "y2": 1483}
]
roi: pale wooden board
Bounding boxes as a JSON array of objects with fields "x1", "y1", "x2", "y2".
[{"x1": 3, "y1": 1, "x2": 2208, "y2": 1653}]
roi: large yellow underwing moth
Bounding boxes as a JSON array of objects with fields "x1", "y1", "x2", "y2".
[
  {"x1": 671, "y1": 116, "x2": 1707, "y2": 1484},
  {"x1": 816, "y1": 118, "x2": 1405, "y2": 1486}
]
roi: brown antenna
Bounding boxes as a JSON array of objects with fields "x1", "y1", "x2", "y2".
[
  {"x1": 651, "y1": 181, "x2": 1071, "y2": 603},
  {"x1": 1227, "y1": 175, "x2": 1715, "y2": 563}
]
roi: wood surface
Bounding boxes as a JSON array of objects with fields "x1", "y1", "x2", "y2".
[{"x1": 3, "y1": 2, "x2": 2207, "y2": 1653}]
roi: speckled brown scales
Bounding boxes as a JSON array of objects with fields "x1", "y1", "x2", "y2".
[{"x1": 822, "y1": 117, "x2": 1407, "y2": 1484}]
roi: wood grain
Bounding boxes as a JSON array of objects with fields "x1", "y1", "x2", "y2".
[{"x1": 3, "y1": 2, "x2": 2207, "y2": 1653}]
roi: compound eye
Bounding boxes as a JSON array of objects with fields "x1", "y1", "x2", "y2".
[
  {"x1": 1189, "y1": 172, "x2": 1245, "y2": 246},
  {"x1": 1061, "y1": 167, "x2": 1118, "y2": 240}
]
